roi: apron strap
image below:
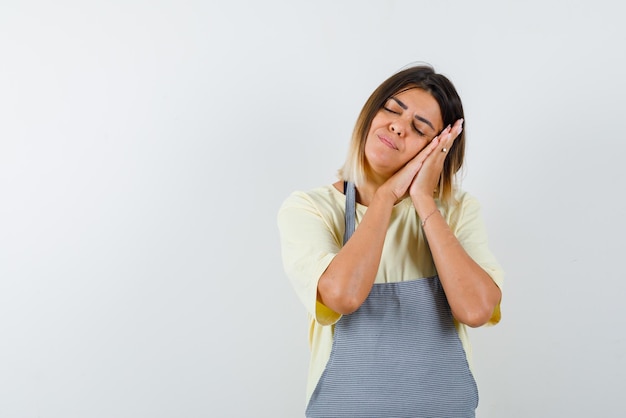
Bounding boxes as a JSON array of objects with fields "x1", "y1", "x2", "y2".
[{"x1": 343, "y1": 181, "x2": 356, "y2": 245}]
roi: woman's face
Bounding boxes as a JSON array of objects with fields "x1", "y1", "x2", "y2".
[{"x1": 364, "y1": 87, "x2": 443, "y2": 181}]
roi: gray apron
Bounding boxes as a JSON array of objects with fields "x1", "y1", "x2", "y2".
[{"x1": 305, "y1": 182, "x2": 478, "y2": 418}]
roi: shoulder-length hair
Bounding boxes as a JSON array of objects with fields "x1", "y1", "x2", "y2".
[{"x1": 338, "y1": 64, "x2": 466, "y2": 205}]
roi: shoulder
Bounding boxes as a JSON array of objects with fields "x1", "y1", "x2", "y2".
[
  {"x1": 453, "y1": 189, "x2": 481, "y2": 210},
  {"x1": 441, "y1": 189, "x2": 483, "y2": 226},
  {"x1": 277, "y1": 184, "x2": 347, "y2": 230},
  {"x1": 277, "y1": 184, "x2": 347, "y2": 254},
  {"x1": 279, "y1": 184, "x2": 345, "y2": 214},
  {"x1": 440, "y1": 188, "x2": 480, "y2": 211}
]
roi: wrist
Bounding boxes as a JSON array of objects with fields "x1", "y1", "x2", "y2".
[
  {"x1": 373, "y1": 186, "x2": 400, "y2": 206},
  {"x1": 411, "y1": 194, "x2": 437, "y2": 218},
  {"x1": 420, "y1": 207, "x2": 440, "y2": 228}
]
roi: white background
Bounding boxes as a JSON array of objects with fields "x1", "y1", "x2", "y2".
[{"x1": 1, "y1": 1, "x2": 625, "y2": 417}]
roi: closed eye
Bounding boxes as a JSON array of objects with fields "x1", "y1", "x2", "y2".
[
  {"x1": 383, "y1": 106, "x2": 400, "y2": 115},
  {"x1": 384, "y1": 106, "x2": 425, "y2": 136},
  {"x1": 413, "y1": 125, "x2": 425, "y2": 136}
]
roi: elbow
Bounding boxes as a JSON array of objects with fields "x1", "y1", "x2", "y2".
[
  {"x1": 317, "y1": 279, "x2": 363, "y2": 315},
  {"x1": 453, "y1": 298, "x2": 500, "y2": 328},
  {"x1": 338, "y1": 296, "x2": 363, "y2": 315},
  {"x1": 454, "y1": 282, "x2": 502, "y2": 328},
  {"x1": 332, "y1": 298, "x2": 362, "y2": 315},
  {"x1": 457, "y1": 308, "x2": 493, "y2": 328}
]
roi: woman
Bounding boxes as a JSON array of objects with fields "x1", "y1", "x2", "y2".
[{"x1": 277, "y1": 64, "x2": 503, "y2": 417}]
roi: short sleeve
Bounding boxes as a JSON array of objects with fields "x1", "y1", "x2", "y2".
[
  {"x1": 448, "y1": 193, "x2": 504, "y2": 326},
  {"x1": 277, "y1": 191, "x2": 342, "y2": 326}
]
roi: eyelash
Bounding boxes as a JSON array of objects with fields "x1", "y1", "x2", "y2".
[
  {"x1": 383, "y1": 106, "x2": 399, "y2": 115},
  {"x1": 383, "y1": 106, "x2": 425, "y2": 137}
]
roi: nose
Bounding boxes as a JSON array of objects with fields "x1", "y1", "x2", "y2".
[{"x1": 390, "y1": 120, "x2": 404, "y2": 136}]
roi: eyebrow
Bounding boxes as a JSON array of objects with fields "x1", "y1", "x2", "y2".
[{"x1": 390, "y1": 97, "x2": 435, "y2": 131}]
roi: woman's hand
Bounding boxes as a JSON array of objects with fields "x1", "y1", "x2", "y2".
[
  {"x1": 409, "y1": 119, "x2": 463, "y2": 203},
  {"x1": 318, "y1": 130, "x2": 445, "y2": 315},
  {"x1": 401, "y1": 118, "x2": 500, "y2": 327},
  {"x1": 381, "y1": 134, "x2": 442, "y2": 201}
]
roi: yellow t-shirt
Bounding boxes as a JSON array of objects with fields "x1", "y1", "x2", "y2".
[{"x1": 277, "y1": 184, "x2": 504, "y2": 404}]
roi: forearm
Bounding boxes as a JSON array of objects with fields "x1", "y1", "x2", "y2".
[
  {"x1": 414, "y1": 196, "x2": 502, "y2": 327},
  {"x1": 317, "y1": 188, "x2": 396, "y2": 314}
]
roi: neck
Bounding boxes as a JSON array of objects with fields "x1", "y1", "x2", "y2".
[{"x1": 355, "y1": 179, "x2": 385, "y2": 207}]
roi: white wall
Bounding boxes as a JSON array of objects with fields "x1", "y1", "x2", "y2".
[{"x1": 1, "y1": 1, "x2": 624, "y2": 417}]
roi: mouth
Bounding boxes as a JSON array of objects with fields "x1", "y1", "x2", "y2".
[{"x1": 378, "y1": 134, "x2": 398, "y2": 150}]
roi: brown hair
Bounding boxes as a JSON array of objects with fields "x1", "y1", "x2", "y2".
[{"x1": 338, "y1": 64, "x2": 466, "y2": 205}]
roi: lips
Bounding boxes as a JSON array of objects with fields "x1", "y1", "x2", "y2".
[{"x1": 378, "y1": 134, "x2": 398, "y2": 150}]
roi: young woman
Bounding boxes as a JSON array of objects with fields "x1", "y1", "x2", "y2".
[{"x1": 277, "y1": 64, "x2": 503, "y2": 417}]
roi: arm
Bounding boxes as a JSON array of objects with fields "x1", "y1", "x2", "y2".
[
  {"x1": 318, "y1": 136, "x2": 442, "y2": 315},
  {"x1": 317, "y1": 187, "x2": 396, "y2": 314},
  {"x1": 414, "y1": 198, "x2": 502, "y2": 327},
  {"x1": 410, "y1": 121, "x2": 502, "y2": 327}
]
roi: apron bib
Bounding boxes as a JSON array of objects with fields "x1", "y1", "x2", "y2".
[{"x1": 305, "y1": 182, "x2": 478, "y2": 417}]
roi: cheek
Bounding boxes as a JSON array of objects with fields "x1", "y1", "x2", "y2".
[
  {"x1": 406, "y1": 139, "x2": 429, "y2": 157},
  {"x1": 363, "y1": 135, "x2": 382, "y2": 162}
]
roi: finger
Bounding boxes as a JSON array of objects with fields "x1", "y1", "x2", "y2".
[
  {"x1": 403, "y1": 135, "x2": 441, "y2": 173},
  {"x1": 424, "y1": 134, "x2": 441, "y2": 156},
  {"x1": 449, "y1": 118, "x2": 463, "y2": 143},
  {"x1": 425, "y1": 124, "x2": 451, "y2": 157},
  {"x1": 441, "y1": 119, "x2": 463, "y2": 153},
  {"x1": 433, "y1": 121, "x2": 461, "y2": 157}
]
